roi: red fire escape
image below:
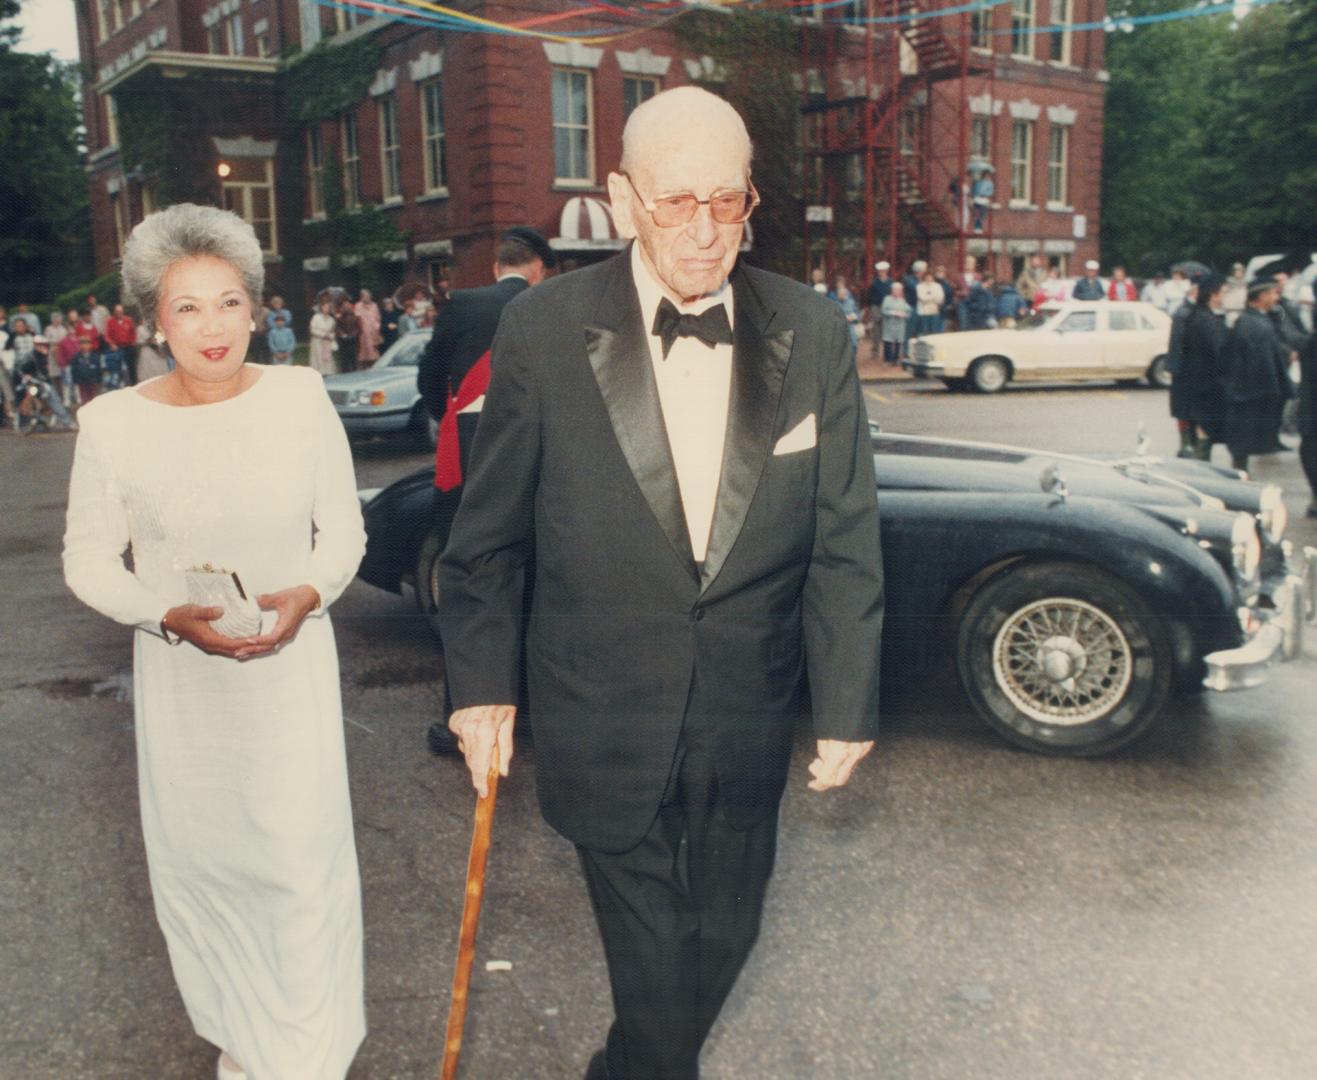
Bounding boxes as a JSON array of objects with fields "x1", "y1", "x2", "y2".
[{"x1": 801, "y1": 1, "x2": 995, "y2": 281}]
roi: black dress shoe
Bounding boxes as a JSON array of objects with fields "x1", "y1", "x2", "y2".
[
  {"x1": 426, "y1": 721, "x2": 461, "y2": 756},
  {"x1": 584, "y1": 1050, "x2": 609, "y2": 1080}
]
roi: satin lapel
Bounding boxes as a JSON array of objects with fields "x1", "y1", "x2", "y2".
[
  {"x1": 701, "y1": 271, "x2": 794, "y2": 592},
  {"x1": 585, "y1": 260, "x2": 697, "y2": 576}
]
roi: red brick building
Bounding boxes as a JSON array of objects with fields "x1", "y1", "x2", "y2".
[{"x1": 76, "y1": 1, "x2": 1108, "y2": 307}]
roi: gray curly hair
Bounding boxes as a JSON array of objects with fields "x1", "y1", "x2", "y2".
[{"x1": 121, "y1": 203, "x2": 264, "y2": 333}]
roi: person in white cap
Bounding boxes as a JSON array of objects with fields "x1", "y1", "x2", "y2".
[
  {"x1": 865, "y1": 260, "x2": 893, "y2": 348},
  {"x1": 1073, "y1": 259, "x2": 1105, "y2": 300}
]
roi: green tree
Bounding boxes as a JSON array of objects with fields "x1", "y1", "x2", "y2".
[
  {"x1": 1102, "y1": 0, "x2": 1317, "y2": 272},
  {"x1": 0, "y1": 1, "x2": 91, "y2": 304}
]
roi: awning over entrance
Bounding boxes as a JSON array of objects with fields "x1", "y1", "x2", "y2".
[{"x1": 551, "y1": 196, "x2": 624, "y2": 251}]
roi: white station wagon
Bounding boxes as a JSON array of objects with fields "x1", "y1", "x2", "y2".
[{"x1": 905, "y1": 300, "x2": 1173, "y2": 393}]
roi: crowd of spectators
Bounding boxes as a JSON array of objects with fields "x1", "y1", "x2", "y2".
[{"x1": 1, "y1": 282, "x2": 451, "y2": 430}]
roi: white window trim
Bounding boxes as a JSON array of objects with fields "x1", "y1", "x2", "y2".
[
  {"x1": 1010, "y1": 0, "x2": 1035, "y2": 59},
  {"x1": 410, "y1": 49, "x2": 443, "y2": 82},
  {"x1": 542, "y1": 41, "x2": 603, "y2": 69},
  {"x1": 616, "y1": 47, "x2": 671, "y2": 77}
]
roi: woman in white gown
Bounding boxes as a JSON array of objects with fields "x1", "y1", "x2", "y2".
[{"x1": 63, "y1": 204, "x2": 367, "y2": 1080}]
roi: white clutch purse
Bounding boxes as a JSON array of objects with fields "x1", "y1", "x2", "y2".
[{"x1": 185, "y1": 566, "x2": 263, "y2": 638}]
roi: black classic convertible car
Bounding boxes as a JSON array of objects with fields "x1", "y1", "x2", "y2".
[{"x1": 355, "y1": 426, "x2": 1315, "y2": 756}]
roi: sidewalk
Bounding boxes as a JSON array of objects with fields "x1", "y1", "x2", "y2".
[{"x1": 855, "y1": 339, "x2": 914, "y2": 382}]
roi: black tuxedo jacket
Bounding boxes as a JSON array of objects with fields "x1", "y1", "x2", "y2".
[
  {"x1": 417, "y1": 275, "x2": 530, "y2": 420},
  {"x1": 438, "y1": 251, "x2": 884, "y2": 853}
]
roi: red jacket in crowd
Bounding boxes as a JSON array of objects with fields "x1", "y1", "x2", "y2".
[
  {"x1": 105, "y1": 315, "x2": 136, "y2": 349},
  {"x1": 72, "y1": 319, "x2": 101, "y2": 349},
  {"x1": 1108, "y1": 279, "x2": 1138, "y2": 301}
]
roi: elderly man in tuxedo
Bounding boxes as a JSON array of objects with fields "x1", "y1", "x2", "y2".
[{"x1": 438, "y1": 87, "x2": 884, "y2": 1080}]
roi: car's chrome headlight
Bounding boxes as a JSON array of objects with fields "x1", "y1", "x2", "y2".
[
  {"x1": 1231, "y1": 512, "x2": 1261, "y2": 582},
  {"x1": 1258, "y1": 485, "x2": 1287, "y2": 543},
  {"x1": 354, "y1": 389, "x2": 388, "y2": 406}
]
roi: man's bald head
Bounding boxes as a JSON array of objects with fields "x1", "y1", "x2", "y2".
[{"x1": 620, "y1": 87, "x2": 752, "y2": 183}]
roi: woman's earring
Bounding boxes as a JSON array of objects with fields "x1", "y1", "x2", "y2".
[
  {"x1": 249, "y1": 320, "x2": 257, "y2": 332},
  {"x1": 154, "y1": 331, "x2": 165, "y2": 345}
]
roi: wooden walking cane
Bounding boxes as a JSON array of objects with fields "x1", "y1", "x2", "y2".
[{"x1": 439, "y1": 746, "x2": 501, "y2": 1080}]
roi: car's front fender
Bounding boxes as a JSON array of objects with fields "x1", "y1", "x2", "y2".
[{"x1": 878, "y1": 489, "x2": 1241, "y2": 681}]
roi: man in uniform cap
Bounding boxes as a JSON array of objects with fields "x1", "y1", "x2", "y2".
[
  {"x1": 1223, "y1": 275, "x2": 1293, "y2": 470},
  {"x1": 418, "y1": 226, "x2": 556, "y2": 755},
  {"x1": 1072, "y1": 259, "x2": 1105, "y2": 301}
]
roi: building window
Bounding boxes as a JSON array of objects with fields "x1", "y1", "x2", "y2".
[
  {"x1": 115, "y1": 0, "x2": 133, "y2": 28},
  {"x1": 96, "y1": 0, "x2": 111, "y2": 40},
  {"x1": 970, "y1": 2, "x2": 991, "y2": 48},
  {"x1": 971, "y1": 115, "x2": 991, "y2": 160},
  {"x1": 379, "y1": 94, "x2": 402, "y2": 201},
  {"x1": 207, "y1": 13, "x2": 243, "y2": 55},
  {"x1": 552, "y1": 68, "x2": 594, "y2": 184},
  {"x1": 1048, "y1": 0, "x2": 1072, "y2": 64},
  {"x1": 111, "y1": 189, "x2": 127, "y2": 257},
  {"x1": 1011, "y1": 0, "x2": 1034, "y2": 58},
  {"x1": 255, "y1": 30, "x2": 270, "y2": 57},
  {"x1": 307, "y1": 127, "x2": 325, "y2": 219},
  {"x1": 623, "y1": 75, "x2": 658, "y2": 118},
  {"x1": 1047, "y1": 124, "x2": 1069, "y2": 204},
  {"x1": 334, "y1": 6, "x2": 364, "y2": 34},
  {"x1": 1011, "y1": 120, "x2": 1033, "y2": 202},
  {"x1": 899, "y1": 104, "x2": 923, "y2": 157},
  {"x1": 341, "y1": 111, "x2": 362, "y2": 210},
  {"x1": 105, "y1": 93, "x2": 120, "y2": 148},
  {"x1": 421, "y1": 77, "x2": 447, "y2": 194},
  {"x1": 220, "y1": 158, "x2": 277, "y2": 254}
]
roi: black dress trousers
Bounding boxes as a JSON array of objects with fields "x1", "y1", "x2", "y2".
[{"x1": 576, "y1": 701, "x2": 780, "y2": 1080}]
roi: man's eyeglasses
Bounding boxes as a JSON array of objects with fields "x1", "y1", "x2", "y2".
[{"x1": 622, "y1": 173, "x2": 760, "y2": 228}]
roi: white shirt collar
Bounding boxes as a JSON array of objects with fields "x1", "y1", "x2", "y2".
[
  {"x1": 496, "y1": 271, "x2": 528, "y2": 283},
  {"x1": 630, "y1": 243, "x2": 734, "y2": 341}
]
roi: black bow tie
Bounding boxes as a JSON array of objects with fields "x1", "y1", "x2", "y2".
[{"x1": 652, "y1": 297, "x2": 733, "y2": 359}]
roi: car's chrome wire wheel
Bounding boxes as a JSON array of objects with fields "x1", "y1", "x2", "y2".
[{"x1": 992, "y1": 597, "x2": 1133, "y2": 725}]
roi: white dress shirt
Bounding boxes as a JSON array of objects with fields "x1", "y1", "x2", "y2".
[{"x1": 630, "y1": 243, "x2": 734, "y2": 563}]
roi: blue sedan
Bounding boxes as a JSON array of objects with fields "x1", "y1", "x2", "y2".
[{"x1": 323, "y1": 330, "x2": 435, "y2": 448}]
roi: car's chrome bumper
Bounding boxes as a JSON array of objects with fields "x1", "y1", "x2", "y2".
[
  {"x1": 902, "y1": 360, "x2": 945, "y2": 377},
  {"x1": 1203, "y1": 544, "x2": 1316, "y2": 691}
]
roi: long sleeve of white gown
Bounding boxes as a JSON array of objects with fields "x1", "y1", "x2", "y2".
[
  {"x1": 63, "y1": 407, "x2": 173, "y2": 638},
  {"x1": 304, "y1": 375, "x2": 367, "y2": 615}
]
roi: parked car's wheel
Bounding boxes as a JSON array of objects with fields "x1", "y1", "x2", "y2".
[
  {"x1": 956, "y1": 561, "x2": 1172, "y2": 756},
  {"x1": 969, "y1": 357, "x2": 1010, "y2": 394},
  {"x1": 1146, "y1": 353, "x2": 1172, "y2": 388},
  {"x1": 410, "y1": 402, "x2": 439, "y2": 450},
  {"x1": 414, "y1": 528, "x2": 444, "y2": 638}
]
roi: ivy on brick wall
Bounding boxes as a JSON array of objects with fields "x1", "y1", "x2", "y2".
[
  {"x1": 115, "y1": 78, "x2": 181, "y2": 205},
  {"x1": 282, "y1": 36, "x2": 382, "y2": 123},
  {"x1": 674, "y1": 8, "x2": 801, "y2": 278}
]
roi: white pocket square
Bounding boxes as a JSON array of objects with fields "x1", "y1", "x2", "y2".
[{"x1": 773, "y1": 413, "x2": 817, "y2": 455}]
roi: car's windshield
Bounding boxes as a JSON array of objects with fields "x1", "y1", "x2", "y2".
[
  {"x1": 1018, "y1": 310, "x2": 1055, "y2": 330},
  {"x1": 378, "y1": 336, "x2": 427, "y2": 368}
]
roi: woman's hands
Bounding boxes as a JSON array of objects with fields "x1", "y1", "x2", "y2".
[
  {"x1": 161, "y1": 584, "x2": 321, "y2": 660},
  {"x1": 235, "y1": 585, "x2": 321, "y2": 660},
  {"x1": 161, "y1": 604, "x2": 260, "y2": 658}
]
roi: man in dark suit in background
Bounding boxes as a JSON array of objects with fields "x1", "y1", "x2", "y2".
[
  {"x1": 418, "y1": 225, "x2": 554, "y2": 756},
  {"x1": 438, "y1": 88, "x2": 884, "y2": 1080}
]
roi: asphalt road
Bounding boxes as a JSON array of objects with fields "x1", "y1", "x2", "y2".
[{"x1": 3, "y1": 374, "x2": 1316, "y2": 1079}]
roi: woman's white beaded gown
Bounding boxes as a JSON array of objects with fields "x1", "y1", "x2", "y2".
[{"x1": 63, "y1": 365, "x2": 367, "y2": 1079}]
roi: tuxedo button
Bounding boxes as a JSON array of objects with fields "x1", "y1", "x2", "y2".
[{"x1": 692, "y1": 608, "x2": 705, "y2": 622}]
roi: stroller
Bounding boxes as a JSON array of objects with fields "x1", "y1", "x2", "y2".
[{"x1": 13, "y1": 358, "x2": 77, "y2": 434}]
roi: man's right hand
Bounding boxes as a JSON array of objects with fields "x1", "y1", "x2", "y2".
[{"x1": 448, "y1": 704, "x2": 516, "y2": 797}]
